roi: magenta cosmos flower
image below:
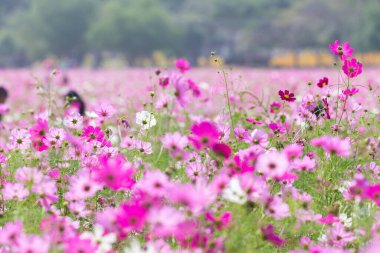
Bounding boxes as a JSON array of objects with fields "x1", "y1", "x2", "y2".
[
  {"x1": 175, "y1": 58, "x2": 191, "y2": 73},
  {"x1": 343, "y1": 87, "x2": 359, "y2": 97},
  {"x1": 329, "y1": 40, "x2": 354, "y2": 60},
  {"x1": 261, "y1": 224, "x2": 286, "y2": 247},
  {"x1": 278, "y1": 90, "x2": 296, "y2": 102},
  {"x1": 342, "y1": 58, "x2": 362, "y2": 78},
  {"x1": 317, "y1": 77, "x2": 329, "y2": 88},
  {"x1": 188, "y1": 121, "x2": 220, "y2": 149}
]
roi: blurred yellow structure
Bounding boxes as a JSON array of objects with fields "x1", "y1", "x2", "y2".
[{"x1": 269, "y1": 51, "x2": 380, "y2": 68}]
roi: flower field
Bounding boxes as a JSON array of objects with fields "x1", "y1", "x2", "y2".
[{"x1": 0, "y1": 42, "x2": 379, "y2": 253}]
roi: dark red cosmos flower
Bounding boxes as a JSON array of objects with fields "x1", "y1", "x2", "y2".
[
  {"x1": 317, "y1": 77, "x2": 329, "y2": 88},
  {"x1": 322, "y1": 98, "x2": 331, "y2": 119},
  {"x1": 212, "y1": 143, "x2": 232, "y2": 159},
  {"x1": 261, "y1": 224, "x2": 286, "y2": 247},
  {"x1": 278, "y1": 90, "x2": 296, "y2": 102}
]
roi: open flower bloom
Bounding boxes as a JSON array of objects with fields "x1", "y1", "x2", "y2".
[
  {"x1": 278, "y1": 90, "x2": 296, "y2": 102},
  {"x1": 329, "y1": 40, "x2": 354, "y2": 60},
  {"x1": 135, "y1": 111, "x2": 157, "y2": 130},
  {"x1": 342, "y1": 58, "x2": 362, "y2": 78}
]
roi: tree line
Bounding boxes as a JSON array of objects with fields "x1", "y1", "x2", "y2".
[{"x1": 0, "y1": 0, "x2": 379, "y2": 67}]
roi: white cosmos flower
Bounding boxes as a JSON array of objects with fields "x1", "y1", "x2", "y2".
[
  {"x1": 339, "y1": 213, "x2": 352, "y2": 228},
  {"x1": 222, "y1": 177, "x2": 248, "y2": 204},
  {"x1": 124, "y1": 240, "x2": 157, "y2": 253},
  {"x1": 81, "y1": 225, "x2": 116, "y2": 253},
  {"x1": 135, "y1": 111, "x2": 157, "y2": 130}
]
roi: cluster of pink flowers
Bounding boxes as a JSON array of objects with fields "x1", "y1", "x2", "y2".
[{"x1": 0, "y1": 44, "x2": 377, "y2": 253}]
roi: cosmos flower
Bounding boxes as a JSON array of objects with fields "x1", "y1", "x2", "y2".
[
  {"x1": 342, "y1": 58, "x2": 362, "y2": 78},
  {"x1": 80, "y1": 225, "x2": 116, "y2": 253},
  {"x1": 135, "y1": 111, "x2": 157, "y2": 130},
  {"x1": 64, "y1": 112, "x2": 83, "y2": 129},
  {"x1": 3, "y1": 183, "x2": 29, "y2": 201},
  {"x1": 343, "y1": 88, "x2": 359, "y2": 96},
  {"x1": 222, "y1": 177, "x2": 248, "y2": 204},
  {"x1": 93, "y1": 155, "x2": 135, "y2": 191},
  {"x1": 317, "y1": 77, "x2": 329, "y2": 88},
  {"x1": 256, "y1": 151, "x2": 289, "y2": 179},
  {"x1": 175, "y1": 58, "x2": 191, "y2": 73},
  {"x1": 310, "y1": 136, "x2": 351, "y2": 158},
  {"x1": 82, "y1": 125, "x2": 106, "y2": 143},
  {"x1": 278, "y1": 90, "x2": 296, "y2": 102},
  {"x1": 329, "y1": 40, "x2": 354, "y2": 60},
  {"x1": 64, "y1": 236, "x2": 99, "y2": 253},
  {"x1": 261, "y1": 224, "x2": 286, "y2": 247},
  {"x1": 188, "y1": 121, "x2": 220, "y2": 149},
  {"x1": 95, "y1": 103, "x2": 116, "y2": 122},
  {"x1": 9, "y1": 128, "x2": 31, "y2": 150}
]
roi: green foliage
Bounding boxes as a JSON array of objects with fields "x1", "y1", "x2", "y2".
[
  {"x1": 1, "y1": 0, "x2": 380, "y2": 65},
  {"x1": 7, "y1": 0, "x2": 98, "y2": 59},
  {"x1": 86, "y1": 0, "x2": 181, "y2": 61}
]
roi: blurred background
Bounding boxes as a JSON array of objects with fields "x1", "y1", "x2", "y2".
[{"x1": 1, "y1": 0, "x2": 380, "y2": 68}]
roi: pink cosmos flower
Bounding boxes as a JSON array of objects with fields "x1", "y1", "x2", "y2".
[
  {"x1": 175, "y1": 58, "x2": 191, "y2": 73},
  {"x1": 327, "y1": 223, "x2": 355, "y2": 248},
  {"x1": 188, "y1": 79, "x2": 201, "y2": 97},
  {"x1": 342, "y1": 58, "x2": 362, "y2": 78},
  {"x1": 283, "y1": 143, "x2": 303, "y2": 161},
  {"x1": 250, "y1": 129, "x2": 269, "y2": 147},
  {"x1": 148, "y1": 206, "x2": 186, "y2": 237},
  {"x1": 64, "y1": 237, "x2": 98, "y2": 253},
  {"x1": 39, "y1": 215, "x2": 79, "y2": 244},
  {"x1": 310, "y1": 136, "x2": 351, "y2": 158},
  {"x1": 318, "y1": 214, "x2": 340, "y2": 225},
  {"x1": 343, "y1": 88, "x2": 359, "y2": 97},
  {"x1": 188, "y1": 121, "x2": 220, "y2": 149},
  {"x1": 270, "y1": 102, "x2": 281, "y2": 113},
  {"x1": 94, "y1": 155, "x2": 135, "y2": 191},
  {"x1": 68, "y1": 201, "x2": 90, "y2": 217},
  {"x1": 317, "y1": 77, "x2": 329, "y2": 88},
  {"x1": 3, "y1": 183, "x2": 29, "y2": 201},
  {"x1": 205, "y1": 211, "x2": 232, "y2": 231},
  {"x1": 268, "y1": 123, "x2": 286, "y2": 135},
  {"x1": 134, "y1": 140, "x2": 152, "y2": 155},
  {"x1": 16, "y1": 234, "x2": 50, "y2": 253},
  {"x1": 329, "y1": 40, "x2": 354, "y2": 60},
  {"x1": 292, "y1": 156, "x2": 316, "y2": 172},
  {"x1": 94, "y1": 103, "x2": 116, "y2": 122},
  {"x1": 29, "y1": 118, "x2": 49, "y2": 152},
  {"x1": 67, "y1": 170, "x2": 101, "y2": 200},
  {"x1": 45, "y1": 127, "x2": 66, "y2": 148},
  {"x1": 82, "y1": 125, "x2": 105, "y2": 143},
  {"x1": 0, "y1": 221, "x2": 23, "y2": 246},
  {"x1": 135, "y1": 170, "x2": 169, "y2": 197},
  {"x1": 9, "y1": 128, "x2": 31, "y2": 150},
  {"x1": 172, "y1": 75, "x2": 190, "y2": 107},
  {"x1": 234, "y1": 126, "x2": 250, "y2": 142},
  {"x1": 256, "y1": 151, "x2": 289, "y2": 179},
  {"x1": 264, "y1": 196, "x2": 290, "y2": 220},
  {"x1": 246, "y1": 118, "x2": 263, "y2": 125},
  {"x1": 186, "y1": 162, "x2": 206, "y2": 180},
  {"x1": 161, "y1": 132, "x2": 188, "y2": 158},
  {"x1": 64, "y1": 112, "x2": 83, "y2": 129},
  {"x1": 278, "y1": 90, "x2": 296, "y2": 102},
  {"x1": 117, "y1": 202, "x2": 147, "y2": 232}
]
